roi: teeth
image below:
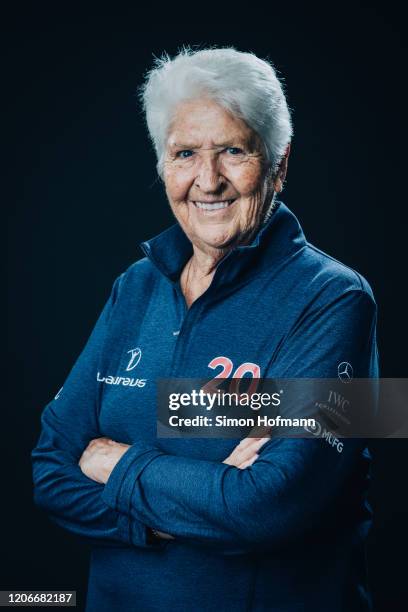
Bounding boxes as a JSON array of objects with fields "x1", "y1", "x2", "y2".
[{"x1": 194, "y1": 200, "x2": 234, "y2": 210}]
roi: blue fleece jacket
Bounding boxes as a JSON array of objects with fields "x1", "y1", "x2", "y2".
[{"x1": 31, "y1": 201, "x2": 379, "y2": 611}]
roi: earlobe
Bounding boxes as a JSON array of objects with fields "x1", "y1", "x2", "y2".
[
  {"x1": 277, "y1": 178, "x2": 284, "y2": 193},
  {"x1": 272, "y1": 168, "x2": 284, "y2": 193},
  {"x1": 273, "y1": 177, "x2": 283, "y2": 193},
  {"x1": 274, "y1": 143, "x2": 291, "y2": 192}
]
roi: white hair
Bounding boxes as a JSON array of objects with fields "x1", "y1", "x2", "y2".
[{"x1": 138, "y1": 46, "x2": 293, "y2": 178}]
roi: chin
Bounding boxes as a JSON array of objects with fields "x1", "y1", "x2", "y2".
[{"x1": 195, "y1": 229, "x2": 238, "y2": 251}]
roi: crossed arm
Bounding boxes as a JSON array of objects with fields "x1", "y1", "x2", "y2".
[
  {"x1": 31, "y1": 281, "x2": 378, "y2": 554},
  {"x1": 32, "y1": 404, "x2": 367, "y2": 556},
  {"x1": 78, "y1": 435, "x2": 269, "y2": 541}
]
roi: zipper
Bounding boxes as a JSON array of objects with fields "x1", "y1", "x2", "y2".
[
  {"x1": 168, "y1": 251, "x2": 235, "y2": 377},
  {"x1": 168, "y1": 282, "x2": 200, "y2": 377}
]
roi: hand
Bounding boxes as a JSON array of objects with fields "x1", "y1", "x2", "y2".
[
  {"x1": 79, "y1": 437, "x2": 130, "y2": 484},
  {"x1": 223, "y1": 435, "x2": 270, "y2": 469},
  {"x1": 152, "y1": 528, "x2": 175, "y2": 541}
]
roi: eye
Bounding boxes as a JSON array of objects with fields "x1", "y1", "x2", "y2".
[
  {"x1": 226, "y1": 147, "x2": 244, "y2": 155},
  {"x1": 176, "y1": 150, "x2": 194, "y2": 159}
]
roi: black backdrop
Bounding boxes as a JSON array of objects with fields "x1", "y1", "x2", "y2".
[{"x1": 4, "y1": 3, "x2": 407, "y2": 611}]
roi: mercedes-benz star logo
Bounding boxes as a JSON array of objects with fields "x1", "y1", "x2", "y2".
[{"x1": 337, "y1": 361, "x2": 353, "y2": 383}]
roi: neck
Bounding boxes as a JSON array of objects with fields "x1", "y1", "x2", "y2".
[
  {"x1": 180, "y1": 247, "x2": 220, "y2": 308},
  {"x1": 190, "y1": 246, "x2": 223, "y2": 277}
]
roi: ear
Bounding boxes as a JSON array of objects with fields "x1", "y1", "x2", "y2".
[{"x1": 273, "y1": 143, "x2": 291, "y2": 192}]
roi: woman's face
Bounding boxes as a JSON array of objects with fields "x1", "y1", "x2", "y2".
[{"x1": 163, "y1": 98, "x2": 279, "y2": 255}]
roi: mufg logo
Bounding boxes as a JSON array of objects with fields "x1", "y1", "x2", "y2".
[
  {"x1": 337, "y1": 361, "x2": 353, "y2": 383},
  {"x1": 126, "y1": 347, "x2": 142, "y2": 371}
]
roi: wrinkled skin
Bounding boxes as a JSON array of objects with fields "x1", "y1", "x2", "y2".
[{"x1": 163, "y1": 98, "x2": 290, "y2": 305}]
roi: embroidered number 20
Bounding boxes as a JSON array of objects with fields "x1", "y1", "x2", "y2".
[{"x1": 202, "y1": 356, "x2": 261, "y2": 395}]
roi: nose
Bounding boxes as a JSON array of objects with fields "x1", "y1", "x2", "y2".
[{"x1": 194, "y1": 153, "x2": 226, "y2": 193}]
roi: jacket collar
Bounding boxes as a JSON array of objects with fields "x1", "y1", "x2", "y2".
[{"x1": 139, "y1": 201, "x2": 307, "y2": 287}]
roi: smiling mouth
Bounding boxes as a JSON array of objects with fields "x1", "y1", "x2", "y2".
[{"x1": 191, "y1": 199, "x2": 236, "y2": 211}]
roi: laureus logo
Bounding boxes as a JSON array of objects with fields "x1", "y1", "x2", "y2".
[
  {"x1": 126, "y1": 347, "x2": 142, "y2": 371},
  {"x1": 337, "y1": 361, "x2": 353, "y2": 383},
  {"x1": 96, "y1": 346, "x2": 146, "y2": 389}
]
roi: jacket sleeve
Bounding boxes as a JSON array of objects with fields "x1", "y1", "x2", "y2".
[
  {"x1": 31, "y1": 273, "x2": 166, "y2": 550},
  {"x1": 101, "y1": 289, "x2": 379, "y2": 555}
]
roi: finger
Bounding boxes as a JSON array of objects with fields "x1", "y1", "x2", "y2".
[
  {"x1": 235, "y1": 437, "x2": 270, "y2": 462},
  {"x1": 90, "y1": 437, "x2": 115, "y2": 448},
  {"x1": 223, "y1": 440, "x2": 262, "y2": 466},
  {"x1": 237, "y1": 434, "x2": 268, "y2": 449},
  {"x1": 237, "y1": 430, "x2": 271, "y2": 449},
  {"x1": 238, "y1": 454, "x2": 259, "y2": 469}
]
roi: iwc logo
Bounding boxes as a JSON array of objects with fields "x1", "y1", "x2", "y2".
[{"x1": 337, "y1": 361, "x2": 353, "y2": 383}]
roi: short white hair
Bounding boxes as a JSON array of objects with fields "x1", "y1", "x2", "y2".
[{"x1": 139, "y1": 46, "x2": 293, "y2": 177}]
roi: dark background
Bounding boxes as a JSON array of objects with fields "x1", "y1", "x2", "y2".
[{"x1": 4, "y1": 3, "x2": 407, "y2": 610}]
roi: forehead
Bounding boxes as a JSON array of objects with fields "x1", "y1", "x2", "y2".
[{"x1": 166, "y1": 97, "x2": 256, "y2": 148}]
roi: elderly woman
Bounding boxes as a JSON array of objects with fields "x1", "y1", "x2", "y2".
[{"x1": 31, "y1": 48, "x2": 378, "y2": 611}]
